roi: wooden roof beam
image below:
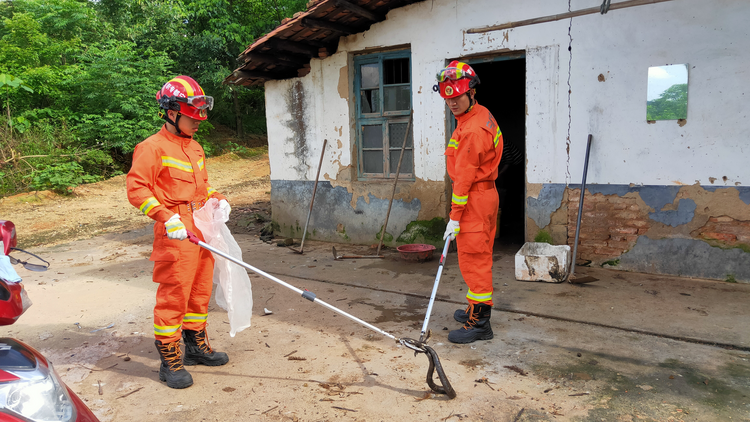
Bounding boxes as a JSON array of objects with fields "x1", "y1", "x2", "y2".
[
  {"x1": 333, "y1": 0, "x2": 384, "y2": 22},
  {"x1": 301, "y1": 17, "x2": 359, "y2": 34},
  {"x1": 263, "y1": 39, "x2": 319, "y2": 57},
  {"x1": 232, "y1": 69, "x2": 295, "y2": 81},
  {"x1": 239, "y1": 51, "x2": 306, "y2": 68}
]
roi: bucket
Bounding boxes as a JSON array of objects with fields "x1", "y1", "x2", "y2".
[{"x1": 396, "y1": 244, "x2": 436, "y2": 262}]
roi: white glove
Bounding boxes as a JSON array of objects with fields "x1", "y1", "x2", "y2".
[
  {"x1": 218, "y1": 199, "x2": 231, "y2": 216},
  {"x1": 443, "y1": 219, "x2": 460, "y2": 241},
  {"x1": 165, "y1": 214, "x2": 187, "y2": 241}
]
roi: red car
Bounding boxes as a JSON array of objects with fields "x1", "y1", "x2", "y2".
[{"x1": 0, "y1": 220, "x2": 100, "y2": 421}]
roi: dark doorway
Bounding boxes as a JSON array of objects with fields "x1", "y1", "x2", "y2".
[{"x1": 469, "y1": 57, "x2": 526, "y2": 245}]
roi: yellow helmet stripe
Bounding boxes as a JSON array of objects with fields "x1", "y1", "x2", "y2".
[{"x1": 169, "y1": 77, "x2": 195, "y2": 97}]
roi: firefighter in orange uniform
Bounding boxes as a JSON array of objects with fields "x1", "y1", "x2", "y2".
[
  {"x1": 127, "y1": 76, "x2": 230, "y2": 389},
  {"x1": 436, "y1": 61, "x2": 503, "y2": 344}
]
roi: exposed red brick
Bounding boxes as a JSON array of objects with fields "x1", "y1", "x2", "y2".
[
  {"x1": 709, "y1": 216, "x2": 734, "y2": 223},
  {"x1": 578, "y1": 232, "x2": 611, "y2": 241},
  {"x1": 613, "y1": 203, "x2": 628, "y2": 210},
  {"x1": 702, "y1": 232, "x2": 737, "y2": 242},
  {"x1": 607, "y1": 240, "x2": 632, "y2": 250},
  {"x1": 584, "y1": 212, "x2": 609, "y2": 219},
  {"x1": 611, "y1": 227, "x2": 638, "y2": 235},
  {"x1": 613, "y1": 211, "x2": 639, "y2": 220},
  {"x1": 593, "y1": 247, "x2": 623, "y2": 257},
  {"x1": 625, "y1": 220, "x2": 649, "y2": 228}
]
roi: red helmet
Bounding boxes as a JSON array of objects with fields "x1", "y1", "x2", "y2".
[
  {"x1": 434, "y1": 60, "x2": 480, "y2": 99},
  {"x1": 156, "y1": 75, "x2": 213, "y2": 121}
]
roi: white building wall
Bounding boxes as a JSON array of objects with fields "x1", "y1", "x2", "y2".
[{"x1": 265, "y1": 0, "x2": 749, "y2": 187}]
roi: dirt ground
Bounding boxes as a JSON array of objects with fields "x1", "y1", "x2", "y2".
[{"x1": 1, "y1": 154, "x2": 749, "y2": 422}]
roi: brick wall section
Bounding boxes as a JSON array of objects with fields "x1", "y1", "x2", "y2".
[
  {"x1": 692, "y1": 216, "x2": 750, "y2": 247},
  {"x1": 567, "y1": 190, "x2": 650, "y2": 263}
]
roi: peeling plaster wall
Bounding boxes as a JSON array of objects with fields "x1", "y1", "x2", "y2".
[
  {"x1": 263, "y1": 0, "x2": 750, "y2": 277},
  {"x1": 526, "y1": 183, "x2": 750, "y2": 282}
]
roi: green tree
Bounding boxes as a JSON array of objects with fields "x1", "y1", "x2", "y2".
[{"x1": 647, "y1": 83, "x2": 687, "y2": 120}]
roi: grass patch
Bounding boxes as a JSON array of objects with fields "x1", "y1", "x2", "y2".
[{"x1": 533, "y1": 229, "x2": 553, "y2": 244}]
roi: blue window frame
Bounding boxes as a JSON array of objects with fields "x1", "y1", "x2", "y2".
[{"x1": 354, "y1": 50, "x2": 413, "y2": 179}]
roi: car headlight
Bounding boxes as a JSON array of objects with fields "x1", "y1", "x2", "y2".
[{"x1": 0, "y1": 339, "x2": 76, "y2": 422}]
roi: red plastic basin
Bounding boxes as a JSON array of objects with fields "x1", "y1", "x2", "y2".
[{"x1": 396, "y1": 244, "x2": 436, "y2": 262}]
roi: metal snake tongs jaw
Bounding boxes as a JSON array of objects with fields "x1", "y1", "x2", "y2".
[{"x1": 397, "y1": 331, "x2": 457, "y2": 399}]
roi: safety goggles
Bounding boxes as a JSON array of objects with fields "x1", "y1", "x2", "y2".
[
  {"x1": 175, "y1": 95, "x2": 214, "y2": 110},
  {"x1": 436, "y1": 67, "x2": 470, "y2": 82}
]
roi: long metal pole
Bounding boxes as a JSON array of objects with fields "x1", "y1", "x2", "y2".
[
  {"x1": 570, "y1": 134, "x2": 593, "y2": 279},
  {"x1": 376, "y1": 111, "x2": 413, "y2": 256},
  {"x1": 295, "y1": 139, "x2": 327, "y2": 253},
  {"x1": 468, "y1": 0, "x2": 675, "y2": 34},
  {"x1": 187, "y1": 231, "x2": 398, "y2": 341},
  {"x1": 419, "y1": 238, "x2": 451, "y2": 342}
]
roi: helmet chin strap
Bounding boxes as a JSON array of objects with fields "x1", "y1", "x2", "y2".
[
  {"x1": 163, "y1": 111, "x2": 191, "y2": 138},
  {"x1": 461, "y1": 91, "x2": 476, "y2": 115}
]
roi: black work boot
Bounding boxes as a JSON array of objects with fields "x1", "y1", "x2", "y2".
[
  {"x1": 155, "y1": 340, "x2": 193, "y2": 389},
  {"x1": 182, "y1": 328, "x2": 229, "y2": 366},
  {"x1": 448, "y1": 303, "x2": 493, "y2": 344},
  {"x1": 453, "y1": 305, "x2": 471, "y2": 323}
]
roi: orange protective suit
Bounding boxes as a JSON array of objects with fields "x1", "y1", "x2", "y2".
[
  {"x1": 126, "y1": 126, "x2": 226, "y2": 343},
  {"x1": 444, "y1": 102, "x2": 503, "y2": 306}
]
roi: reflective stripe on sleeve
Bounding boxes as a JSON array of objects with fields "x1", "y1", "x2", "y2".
[
  {"x1": 493, "y1": 126, "x2": 502, "y2": 148},
  {"x1": 161, "y1": 156, "x2": 194, "y2": 173},
  {"x1": 466, "y1": 290, "x2": 492, "y2": 302},
  {"x1": 451, "y1": 193, "x2": 468, "y2": 205},
  {"x1": 154, "y1": 323, "x2": 181, "y2": 337},
  {"x1": 206, "y1": 186, "x2": 217, "y2": 197},
  {"x1": 448, "y1": 138, "x2": 459, "y2": 150},
  {"x1": 183, "y1": 313, "x2": 207, "y2": 323},
  {"x1": 139, "y1": 197, "x2": 160, "y2": 215},
  {"x1": 197, "y1": 157, "x2": 204, "y2": 171}
]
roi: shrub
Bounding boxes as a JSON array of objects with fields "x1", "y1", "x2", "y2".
[{"x1": 27, "y1": 161, "x2": 101, "y2": 194}]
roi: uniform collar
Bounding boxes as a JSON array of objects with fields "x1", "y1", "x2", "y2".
[
  {"x1": 455, "y1": 101, "x2": 480, "y2": 124},
  {"x1": 159, "y1": 125, "x2": 193, "y2": 146}
]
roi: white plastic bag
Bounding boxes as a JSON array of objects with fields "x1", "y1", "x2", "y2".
[{"x1": 193, "y1": 198, "x2": 253, "y2": 337}]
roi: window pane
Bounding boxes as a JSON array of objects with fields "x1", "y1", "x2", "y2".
[
  {"x1": 360, "y1": 63, "x2": 379, "y2": 89},
  {"x1": 362, "y1": 125, "x2": 383, "y2": 149},
  {"x1": 361, "y1": 89, "x2": 380, "y2": 114},
  {"x1": 363, "y1": 151, "x2": 384, "y2": 174},
  {"x1": 383, "y1": 58, "x2": 410, "y2": 85},
  {"x1": 388, "y1": 122, "x2": 413, "y2": 148},
  {"x1": 389, "y1": 149, "x2": 413, "y2": 174},
  {"x1": 384, "y1": 86, "x2": 410, "y2": 111}
]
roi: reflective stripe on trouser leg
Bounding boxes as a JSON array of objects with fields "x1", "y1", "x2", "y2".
[
  {"x1": 455, "y1": 188, "x2": 497, "y2": 306},
  {"x1": 153, "y1": 216, "x2": 215, "y2": 342}
]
